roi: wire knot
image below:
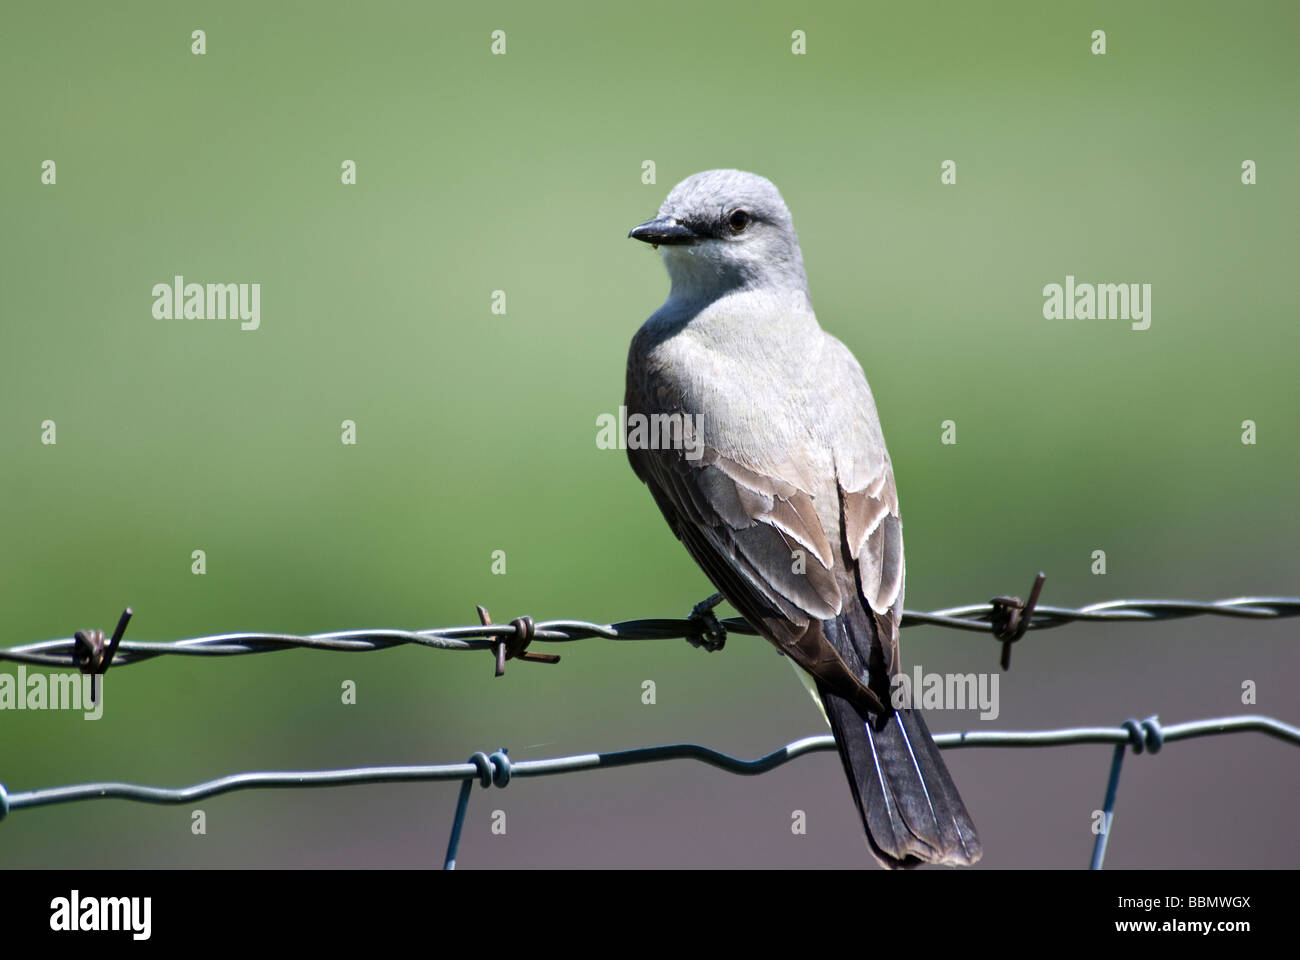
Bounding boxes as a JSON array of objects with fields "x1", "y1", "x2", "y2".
[
  {"x1": 989, "y1": 573, "x2": 1045, "y2": 670},
  {"x1": 505, "y1": 616, "x2": 535, "y2": 660},
  {"x1": 685, "y1": 592, "x2": 728, "y2": 652},
  {"x1": 476, "y1": 606, "x2": 560, "y2": 677},
  {"x1": 467, "y1": 749, "x2": 511, "y2": 788},
  {"x1": 72, "y1": 629, "x2": 108, "y2": 673},
  {"x1": 71, "y1": 608, "x2": 133, "y2": 703},
  {"x1": 1121, "y1": 716, "x2": 1164, "y2": 755}
]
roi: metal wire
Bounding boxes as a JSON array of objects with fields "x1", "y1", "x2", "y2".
[
  {"x1": 3, "y1": 595, "x2": 1296, "y2": 670},
  {"x1": 2, "y1": 715, "x2": 1296, "y2": 868},
  {"x1": 3, "y1": 593, "x2": 1296, "y2": 868},
  {"x1": 5, "y1": 714, "x2": 1294, "y2": 814}
]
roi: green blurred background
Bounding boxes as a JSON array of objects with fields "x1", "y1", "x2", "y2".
[{"x1": 2, "y1": 1, "x2": 1296, "y2": 868}]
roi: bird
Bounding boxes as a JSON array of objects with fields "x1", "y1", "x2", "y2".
[{"x1": 624, "y1": 169, "x2": 981, "y2": 868}]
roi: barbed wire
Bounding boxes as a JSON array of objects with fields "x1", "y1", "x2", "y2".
[
  {"x1": 3, "y1": 585, "x2": 1297, "y2": 868},
  {"x1": 2, "y1": 715, "x2": 1296, "y2": 869},
  {"x1": 3, "y1": 587, "x2": 1297, "y2": 678}
]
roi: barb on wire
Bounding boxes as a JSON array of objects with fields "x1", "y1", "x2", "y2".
[
  {"x1": 71, "y1": 607, "x2": 132, "y2": 702},
  {"x1": 477, "y1": 605, "x2": 559, "y2": 676},
  {"x1": 990, "y1": 572, "x2": 1045, "y2": 669},
  {"x1": 4, "y1": 590, "x2": 1297, "y2": 677}
]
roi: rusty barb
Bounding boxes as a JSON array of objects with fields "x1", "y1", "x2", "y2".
[
  {"x1": 72, "y1": 607, "x2": 133, "y2": 702},
  {"x1": 476, "y1": 605, "x2": 560, "y2": 677},
  {"x1": 990, "y1": 572, "x2": 1046, "y2": 670}
]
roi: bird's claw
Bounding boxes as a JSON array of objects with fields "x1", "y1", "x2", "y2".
[{"x1": 686, "y1": 592, "x2": 727, "y2": 652}]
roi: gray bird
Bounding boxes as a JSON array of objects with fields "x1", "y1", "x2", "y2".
[{"x1": 625, "y1": 169, "x2": 981, "y2": 868}]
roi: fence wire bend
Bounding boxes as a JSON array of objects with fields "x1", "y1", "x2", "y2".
[{"x1": 1, "y1": 715, "x2": 1297, "y2": 869}]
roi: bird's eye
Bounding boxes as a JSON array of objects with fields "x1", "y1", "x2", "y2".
[{"x1": 728, "y1": 209, "x2": 751, "y2": 233}]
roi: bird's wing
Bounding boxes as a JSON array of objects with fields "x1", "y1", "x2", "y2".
[
  {"x1": 626, "y1": 336, "x2": 904, "y2": 707},
  {"x1": 837, "y1": 461, "x2": 905, "y2": 671}
]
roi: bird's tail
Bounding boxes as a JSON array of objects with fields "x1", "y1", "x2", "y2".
[{"x1": 818, "y1": 685, "x2": 982, "y2": 868}]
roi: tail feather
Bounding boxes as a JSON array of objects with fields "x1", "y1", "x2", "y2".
[{"x1": 820, "y1": 685, "x2": 982, "y2": 868}]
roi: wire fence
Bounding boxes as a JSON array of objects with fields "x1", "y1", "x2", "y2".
[
  {"x1": 2, "y1": 582, "x2": 1298, "y2": 869},
  {"x1": 4, "y1": 587, "x2": 1298, "y2": 673}
]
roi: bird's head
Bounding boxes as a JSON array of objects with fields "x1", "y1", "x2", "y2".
[{"x1": 629, "y1": 169, "x2": 808, "y2": 300}]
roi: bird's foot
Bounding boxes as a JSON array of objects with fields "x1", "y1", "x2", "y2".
[{"x1": 685, "y1": 592, "x2": 727, "y2": 652}]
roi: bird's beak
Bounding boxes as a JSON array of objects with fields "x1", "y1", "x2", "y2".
[{"x1": 628, "y1": 216, "x2": 703, "y2": 246}]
